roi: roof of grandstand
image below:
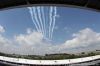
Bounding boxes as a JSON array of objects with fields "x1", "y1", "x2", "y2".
[{"x1": 0, "y1": 0, "x2": 100, "y2": 11}]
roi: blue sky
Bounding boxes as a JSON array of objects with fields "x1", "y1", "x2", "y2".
[
  {"x1": 54, "y1": 7, "x2": 100, "y2": 43},
  {"x1": 0, "y1": 7, "x2": 100, "y2": 42},
  {"x1": 0, "y1": 6, "x2": 100, "y2": 55}
]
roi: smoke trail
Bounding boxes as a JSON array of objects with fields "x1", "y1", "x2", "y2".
[
  {"x1": 37, "y1": 7, "x2": 44, "y2": 36},
  {"x1": 51, "y1": 7, "x2": 57, "y2": 39},
  {"x1": 32, "y1": 7, "x2": 42, "y2": 33},
  {"x1": 28, "y1": 6, "x2": 57, "y2": 40},
  {"x1": 28, "y1": 7, "x2": 39, "y2": 32},
  {"x1": 41, "y1": 7, "x2": 46, "y2": 38},
  {"x1": 49, "y1": 6, "x2": 53, "y2": 39}
]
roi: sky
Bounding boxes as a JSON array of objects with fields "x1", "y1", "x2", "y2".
[{"x1": 0, "y1": 6, "x2": 100, "y2": 55}]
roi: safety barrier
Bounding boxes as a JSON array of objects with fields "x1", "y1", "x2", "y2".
[{"x1": 0, "y1": 55, "x2": 100, "y2": 65}]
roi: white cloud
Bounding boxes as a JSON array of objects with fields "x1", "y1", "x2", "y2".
[
  {"x1": 15, "y1": 31, "x2": 43, "y2": 46},
  {"x1": 0, "y1": 26, "x2": 100, "y2": 55},
  {"x1": 63, "y1": 28, "x2": 100, "y2": 49},
  {"x1": 0, "y1": 25, "x2": 5, "y2": 33}
]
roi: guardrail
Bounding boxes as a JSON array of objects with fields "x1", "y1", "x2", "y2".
[{"x1": 0, "y1": 55, "x2": 100, "y2": 65}]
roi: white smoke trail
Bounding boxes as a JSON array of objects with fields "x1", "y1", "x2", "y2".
[
  {"x1": 37, "y1": 7, "x2": 44, "y2": 36},
  {"x1": 32, "y1": 7, "x2": 42, "y2": 33},
  {"x1": 51, "y1": 7, "x2": 57, "y2": 39},
  {"x1": 28, "y1": 7, "x2": 39, "y2": 32},
  {"x1": 28, "y1": 6, "x2": 57, "y2": 40},
  {"x1": 41, "y1": 7, "x2": 46, "y2": 38},
  {"x1": 49, "y1": 6, "x2": 53, "y2": 39}
]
